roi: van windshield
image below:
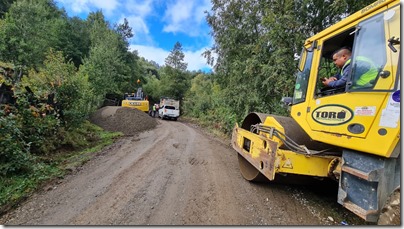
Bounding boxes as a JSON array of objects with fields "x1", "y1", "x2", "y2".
[{"x1": 165, "y1": 106, "x2": 176, "y2": 110}]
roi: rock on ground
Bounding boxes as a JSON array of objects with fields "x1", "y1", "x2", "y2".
[{"x1": 89, "y1": 106, "x2": 158, "y2": 136}]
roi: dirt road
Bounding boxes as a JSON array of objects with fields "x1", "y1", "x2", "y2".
[{"x1": 1, "y1": 117, "x2": 362, "y2": 225}]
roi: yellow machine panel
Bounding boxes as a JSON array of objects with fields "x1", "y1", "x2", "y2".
[
  {"x1": 121, "y1": 88, "x2": 149, "y2": 113},
  {"x1": 121, "y1": 98, "x2": 149, "y2": 112}
]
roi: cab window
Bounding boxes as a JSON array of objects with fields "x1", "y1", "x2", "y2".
[
  {"x1": 349, "y1": 12, "x2": 387, "y2": 90},
  {"x1": 315, "y1": 27, "x2": 355, "y2": 97},
  {"x1": 293, "y1": 48, "x2": 313, "y2": 104}
]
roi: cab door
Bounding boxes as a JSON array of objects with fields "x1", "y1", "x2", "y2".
[
  {"x1": 348, "y1": 4, "x2": 400, "y2": 92},
  {"x1": 306, "y1": 6, "x2": 399, "y2": 140}
]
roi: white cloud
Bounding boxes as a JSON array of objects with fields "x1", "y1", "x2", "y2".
[
  {"x1": 89, "y1": 0, "x2": 119, "y2": 12},
  {"x1": 183, "y1": 48, "x2": 211, "y2": 72},
  {"x1": 124, "y1": 0, "x2": 154, "y2": 17},
  {"x1": 130, "y1": 45, "x2": 212, "y2": 71},
  {"x1": 163, "y1": 0, "x2": 211, "y2": 36},
  {"x1": 130, "y1": 45, "x2": 169, "y2": 66},
  {"x1": 164, "y1": 0, "x2": 193, "y2": 25},
  {"x1": 121, "y1": 15, "x2": 150, "y2": 36},
  {"x1": 57, "y1": 0, "x2": 119, "y2": 15},
  {"x1": 117, "y1": 0, "x2": 156, "y2": 45}
]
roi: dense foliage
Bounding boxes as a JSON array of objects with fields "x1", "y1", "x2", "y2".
[
  {"x1": 196, "y1": 0, "x2": 374, "y2": 132},
  {"x1": 0, "y1": 0, "x2": 373, "y2": 182},
  {"x1": 0, "y1": 0, "x2": 145, "y2": 177}
]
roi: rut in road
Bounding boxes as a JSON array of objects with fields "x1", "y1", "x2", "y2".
[{"x1": 2, "y1": 120, "x2": 328, "y2": 225}]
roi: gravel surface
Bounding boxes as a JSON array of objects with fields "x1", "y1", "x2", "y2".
[
  {"x1": 89, "y1": 106, "x2": 157, "y2": 136},
  {"x1": 0, "y1": 106, "x2": 366, "y2": 226}
]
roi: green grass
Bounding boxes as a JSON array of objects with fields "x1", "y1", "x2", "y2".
[
  {"x1": 53, "y1": 123, "x2": 122, "y2": 171},
  {"x1": 0, "y1": 163, "x2": 63, "y2": 214},
  {"x1": 0, "y1": 122, "x2": 123, "y2": 216}
]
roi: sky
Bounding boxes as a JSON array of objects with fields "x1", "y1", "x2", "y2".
[{"x1": 55, "y1": 0, "x2": 214, "y2": 72}]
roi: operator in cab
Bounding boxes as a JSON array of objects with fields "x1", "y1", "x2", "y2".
[{"x1": 321, "y1": 47, "x2": 351, "y2": 89}]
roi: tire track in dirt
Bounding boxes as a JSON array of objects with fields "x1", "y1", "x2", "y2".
[
  {"x1": 70, "y1": 121, "x2": 176, "y2": 225},
  {"x1": 1, "y1": 118, "x2": 348, "y2": 225}
]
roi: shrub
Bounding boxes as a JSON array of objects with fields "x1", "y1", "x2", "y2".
[{"x1": 0, "y1": 111, "x2": 34, "y2": 176}]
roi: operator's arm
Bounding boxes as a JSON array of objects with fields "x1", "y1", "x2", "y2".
[
  {"x1": 327, "y1": 64, "x2": 351, "y2": 88},
  {"x1": 322, "y1": 74, "x2": 339, "y2": 87},
  {"x1": 327, "y1": 76, "x2": 346, "y2": 88}
]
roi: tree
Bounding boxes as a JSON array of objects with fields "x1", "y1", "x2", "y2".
[
  {"x1": 64, "y1": 16, "x2": 91, "y2": 68},
  {"x1": 113, "y1": 19, "x2": 144, "y2": 94},
  {"x1": 294, "y1": 0, "x2": 375, "y2": 36},
  {"x1": 139, "y1": 57, "x2": 160, "y2": 79},
  {"x1": 157, "y1": 42, "x2": 191, "y2": 100},
  {"x1": 165, "y1": 42, "x2": 188, "y2": 71},
  {"x1": 159, "y1": 66, "x2": 190, "y2": 100},
  {"x1": 0, "y1": 0, "x2": 68, "y2": 69},
  {"x1": 80, "y1": 11, "x2": 144, "y2": 105},
  {"x1": 205, "y1": 0, "x2": 289, "y2": 121},
  {"x1": 115, "y1": 18, "x2": 133, "y2": 41},
  {"x1": 203, "y1": 0, "x2": 375, "y2": 130},
  {"x1": 0, "y1": 0, "x2": 15, "y2": 18},
  {"x1": 183, "y1": 73, "x2": 214, "y2": 117},
  {"x1": 142, "y1": 74, "x2": 161, "y2": 103},
  {"x1": 22, "y1": 49, "x2": 91, "y2": 128}
]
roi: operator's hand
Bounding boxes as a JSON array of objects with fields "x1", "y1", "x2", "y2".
[{"x1": 322, "y1": 77, "x2": 337, "y2": 86}]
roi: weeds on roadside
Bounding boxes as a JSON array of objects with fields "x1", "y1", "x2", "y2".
[{"x1": 0, "y1": 121, "x2": 122, "y2": 216}]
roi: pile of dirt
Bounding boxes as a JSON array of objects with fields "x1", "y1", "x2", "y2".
[{"x1": 89, "y1": 106, "x2": 158, "y2": 136}]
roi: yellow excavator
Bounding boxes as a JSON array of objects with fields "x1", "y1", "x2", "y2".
[
  {"x1": 232, "y1": 0, "x2": 400, "y2": 225},
  {"x1": 121, "y1": 87, "x2": 149, "y2": 113}
]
